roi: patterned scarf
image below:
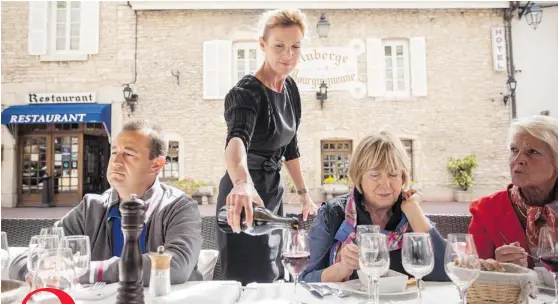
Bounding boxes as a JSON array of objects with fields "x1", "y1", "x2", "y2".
[
  {"x1": 329, "y1": 188, "x2": 410, "y2": 265},
  {"x1": 509, "y1": 181, "x2": 558, "y2": 250}
]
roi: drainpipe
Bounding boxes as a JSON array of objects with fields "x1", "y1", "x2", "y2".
[{"x1": 504, "y1": 3, "x2": 519, "y2": 119}]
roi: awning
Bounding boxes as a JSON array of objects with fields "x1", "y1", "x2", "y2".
[{"x1": 1, "y1": 103, "x2": 112, "y2": 136}]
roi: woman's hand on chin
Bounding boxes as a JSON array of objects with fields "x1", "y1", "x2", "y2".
[{"x1": 401, "y1": 189, "x2": 423, "y2": 213}]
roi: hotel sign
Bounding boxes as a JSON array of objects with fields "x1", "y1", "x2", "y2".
[
  {"x1": 491, "y1": 27, "x2": 507, "y2": 72},
  {"x1": 28, "y1": 92, "x2": 97, "y2": 104},
  {"x1": 290, "y1": 47, "x2": 358, "y2": 91}
]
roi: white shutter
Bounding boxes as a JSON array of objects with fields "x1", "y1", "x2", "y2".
[
  {"x1": 410, "y1": 36, "x2": 427, "y2": 97},
  {"x1": 366, "y1": 38, "x2": 385, "y2": 98},
  {"x1": 203, "y1": 40, "x2": 232, "y2": 99},
  {"x1": 28, "y1": 1, "x2": 48, "y2": 55},
  {"x1": 80, "y1": 1, "x2": 100, "y2": 54}
]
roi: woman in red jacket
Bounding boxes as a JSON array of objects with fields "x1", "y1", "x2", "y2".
[{"x1": 469, "y1": 115, "x2": 558, "y2": 268}]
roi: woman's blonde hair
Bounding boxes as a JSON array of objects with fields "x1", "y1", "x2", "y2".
[
  {"x1": 509, "y1": 115, "x2": 558, "y2": 167},
  {"x1": 348, "y1": 131, "x2": 412, "y2": 193},
  {"x1": 257, "y1": 9, "x2": 307, "y2": 40}
]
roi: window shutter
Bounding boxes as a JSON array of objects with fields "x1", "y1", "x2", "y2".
[
  {"x1": 203, "y1": 40, "x2": 232, "y2": 100},
  {"x1": 366, "y1": 38, "x2": 385, "y2": 98},
  {"x1": 80, "y1": 1, "x2": 100, "y2": 55},
  {"x1": 410, "y1": 36, "x2": 427, "y2": 97},
  {"x1": 28, "y1": 1, "x2": 48, "y2": 55}
]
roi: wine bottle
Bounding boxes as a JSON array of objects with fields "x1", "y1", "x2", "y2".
[{"x1": 217, "y1": 205, "x2": 300, "y2": 236}]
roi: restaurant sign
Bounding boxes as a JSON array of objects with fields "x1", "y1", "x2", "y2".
[
  {"x1": 28, "y1": 92, "x2": 96, "y2": 104},
  {"x1": 290, "y1": 47, "x2": 358, "y2": 91},
  {"x1": 8, "y1": 114, "x2": 87, "y2": 124}
]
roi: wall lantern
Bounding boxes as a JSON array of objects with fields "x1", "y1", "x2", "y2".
[
  {"x1": 519, "y1": 3, "x2": 543, "y2": 30},
  {"x1": 506, "y1": 77, "x2": 517, "y2": 92},
  {"x1": 316, "y1": 81, "x2": 328, "y2": 109},
  {"x1": 123, "y1": 84, "x2": 139, "y2": 113},
  {"x1": 316, "y1": 13, "x2": 330, "y2": 39}
]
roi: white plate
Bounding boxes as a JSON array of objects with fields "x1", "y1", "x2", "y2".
[
  {"x1": 340, "y1": 280, "x2": 418, "y2": 296},
  {"x1": 538, "y1": 284, "x2": 555, "y2": 293}
]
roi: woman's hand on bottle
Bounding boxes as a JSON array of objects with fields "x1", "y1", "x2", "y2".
[
  {"x1": 300, "y1": 193, "x2": 318, "y2": 221},
  {"x1": 226, "y1": 181, "x2": 264, "y2": 233}
]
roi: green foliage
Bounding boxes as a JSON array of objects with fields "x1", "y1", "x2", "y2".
[
  {"x1": 447, "y1": 154, "x2": 478, "y2": 191},
  {"x1": 167, "y1": 178, "x2": 209, "y2": 195}
]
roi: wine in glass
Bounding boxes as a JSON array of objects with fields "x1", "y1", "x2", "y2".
[
  {"x1": 60, "y1": 235, "x2": 91, "y2": 290},
  {"x1": 402, "y1": 233, "x2": 435, "y2": 303},
  {"x1": 538, "y1": 226, "x2": 558, "y2": 304},
  {"x1": 282, "y1": 229, "x2": 310, "y2": 304},
  {"x1": 444, "y1": 233, "x2": 481, "y2": 304},
  {"x1": 1, "y1": 231, "x2": 10, "y2": 271},
  {"x1": 358, "y1": 233, "x2": 390, "y2": 304}
]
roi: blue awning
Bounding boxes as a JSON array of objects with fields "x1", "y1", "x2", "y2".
[{"x1": 1, "y1": 103, "x2": 112, "y2": 136}]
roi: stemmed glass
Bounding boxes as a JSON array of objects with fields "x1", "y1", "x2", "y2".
[
  {"x1": 537, "y1": 226, "x2": 558, "y2": 304},
  {"x1": 281, "y1": 229, "x2": 310, "y2": 304},
  {"x1": 444, "y1": 233, "x2": 481, "y2": 304},
  {"x1": 355, "y1": 225, "x2": 380, "y2": 245},
  {"x1": 402, "y1": 233, "x2": 435, "y2": 303},
  {"x1": 40, "y1": 227, "x2": 66, "y2": 240},
  {"x1": 27, "y1": 235, "x2": 59, "y2": 291},
  {"x1": 358, "y1": 233, "x2": 390, "y2": 304},
  {"x1": 60, "y1": 235, "x2": 91, "y2": 290},
  {"x1": 1, "y1": 232, "x2": 10, "y2": 271},
  {"x1": 35, "y1": 248, "x2": 74, "y2": 289}
]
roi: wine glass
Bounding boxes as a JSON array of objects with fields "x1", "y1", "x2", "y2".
[
  {"x1": 1, "y1": 232, "x2": 10, "y2": 271},
  {"x1": 358, "y1": 233, "x2": 390, "y2": 304},
  {"x1": 60, "y1": 235, "x2": 91, "y2": 290},
  {"x1": 27, "y1": 235, "x2": 59, "y2": 290},
  {"x1": 537, "y1": 226, "x2": 558, "y2": 304},
  {"x1": 355, "y1": 225, "x2": 380, "y2": 245},
  {"x1": 402, "y1": 233, "x2": 435, "y2": 303},
  {"x1": 40, "y1": 227, "x2": 66, "y2": 240},
  {"x1": 444, "y1": 233, "x2": 481, "y2": 304},
  {"x1": 282, "y1": 229, "x2": 310, "y2": 304},
  {"x1": 36, "y1": 248, "x2": 74, "y2": 289}
]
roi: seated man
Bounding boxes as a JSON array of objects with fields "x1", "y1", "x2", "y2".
[{"x1": 9, "y1": 120, "x2": 203, "y2": 285}]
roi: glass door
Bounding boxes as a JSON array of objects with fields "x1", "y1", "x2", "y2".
[
  {"x1": 19, "y1": 135, "x2": 49, "y2": 206},
  {"x1": 52, "y1": 134, "x2": 82, "y2": 206}
]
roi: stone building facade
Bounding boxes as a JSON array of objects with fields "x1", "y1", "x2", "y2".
[{"x1": 1, "y1": 1, "x2": 512, "y2": 207}]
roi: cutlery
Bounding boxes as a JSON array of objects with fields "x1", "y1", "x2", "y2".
[
  {"x1": 300, "y1": 281, "x2": 324, "y2": 299},
  {"x1": 320, "y1": 285, "x2": 350, "y2": 298},
  {"x1": 310, "y1": 284, "x2": 333, "y2": 296},
  {"x1": 499, "y1": 232, "x2": 540, "y2": 261}
]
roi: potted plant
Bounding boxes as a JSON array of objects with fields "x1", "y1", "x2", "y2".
[
  {"x1": 447, "y1": 154, "x2": 478, "y2": 203},
  {"x1": 322, "y1": 176, "x2": 350, "y2": 200},
  {"x1": 168, "y1": 178, "x2": 215, "y2": 204}
]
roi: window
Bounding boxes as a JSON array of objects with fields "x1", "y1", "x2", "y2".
[
  {"x1": 233, "y1": 42, "x2": 259, "y2": 83},
  {"x1": 53, "y1": 1, "x2": 81, "y2": 52},
  {"x1": 383, "y1": 40, "x2": 410, "y2": 97},
  {"x1": 401, "y1": 139, "x2": 414, "y2": 180},
  {"x1": 321, "y1": 140, "x2": 352, "y2": 183},
  {"x1": 161, "y1": 141, "x2": 179, "y2": 180}
]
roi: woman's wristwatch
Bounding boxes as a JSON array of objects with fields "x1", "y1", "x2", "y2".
[{"x1": 297, "y1": 188, "x2": 308, "y2": 195}]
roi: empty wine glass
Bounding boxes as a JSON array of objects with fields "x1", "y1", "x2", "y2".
[
  {"x1": 355, "y1": 225, "x2": 381, "y2": 245},
  {"x1": 444, "y1": 233, "x2": 481, "y2": 304},
  {"x1": 36, "y1": 248, "x2": 74, "y2": 289},
  {"x1": 40, "y1": 227, "x2": 65, "y2": 240},
  {"x1": 27, "y1": 235, "x2": 59, "y2": 290},
  {"x1": 1, "y1": 232, "x2": 10, "y2": 270},
  {"x1": 537, "y1": 226, "x2": 558, "y2": 304},
  {"x1": 281, "y1": 229, "x2": 310, "y2": 304},
  {"x1": 60, "y1": 235, "x2": 91, "y2": 290},
  {"x1": 402, "y1": 233, "x2": 435, "y2": 303},
  {"x1": 359, "y1": 233, "x2": 390, "y2": 304}
]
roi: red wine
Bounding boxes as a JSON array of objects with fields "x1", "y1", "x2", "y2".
[
  {"x1": 540, "y1": 256, "x2": 558, "y2": 272},
  {"x1": 282, "y1": 252, "x2": 310, "y2": 276}
]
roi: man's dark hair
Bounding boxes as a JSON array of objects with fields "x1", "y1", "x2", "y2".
[{"x1": 121, "y1": 120, "x2": 167, "y2": 159}]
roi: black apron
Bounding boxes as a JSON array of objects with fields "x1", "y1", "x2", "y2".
[{"x1": 216, "y1": 83, "x2": 296, "y2": 285}]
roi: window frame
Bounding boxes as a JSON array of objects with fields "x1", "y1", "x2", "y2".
[
  {"x1": 232, "y1": 42, "x2": 259, "y2": 84},
  {"x1": 320, "y1": 139, "x2": 353, "y2": 183},
  {"x1": 382, "y1": 39, "x2": 411, "y2": 99},
  {"x1": 49, "y1": 1, "x2": 81, "y2": 54},
  {"x1": 161, "y1": 140, "x2": 180, "y2": 181}
]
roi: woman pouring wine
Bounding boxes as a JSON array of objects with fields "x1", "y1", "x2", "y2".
[{"x1": 216, "y1": 8, "x2": 318, "y2": 286}]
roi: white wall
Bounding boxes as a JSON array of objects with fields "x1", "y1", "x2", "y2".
[{"x1": 512, "y1": 7, "x2": 558, "y2": 118}]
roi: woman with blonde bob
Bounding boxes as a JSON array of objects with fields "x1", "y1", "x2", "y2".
[
  {"x1": 300, "y1": 131, "x2": 449, "y2": 282},
  {"x1": 469, "y1": 115, "x2": 558, "y2": 268}
]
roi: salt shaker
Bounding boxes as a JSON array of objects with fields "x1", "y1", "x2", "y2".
[{"x1": 149, "y1": 245, "x2": 172, "y2": 297}]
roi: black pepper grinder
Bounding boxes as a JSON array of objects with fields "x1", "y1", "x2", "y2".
[{"x1": 116, "y1": 194, "x2": 146, "y2": 304}]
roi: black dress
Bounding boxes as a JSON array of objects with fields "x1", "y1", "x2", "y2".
[{"x1": 216, "y1": 75, "x2": 302, "y2": 285}]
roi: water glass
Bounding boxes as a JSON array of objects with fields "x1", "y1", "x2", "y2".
[
  {"x1": 359, "y1": 233, "x2": 390, "y2": 304},
  {"x1": 282, "y1": 229, "x2": 310, "y2": 304},
  {"x1": 36, "y1": 248, "x2": 74, "y2": 289},
  {"x1": 444, "y1": 233, "x2": 480, "y2": 304},
  {"x1": 1, "y1": 232, "x2": 10, "y2": 270},
  {"x1": 40, "y1": 227, "x2": 66, "y2": 240},
  {"x1": 402, "y1": 233, "x2": 435, "y2": 303},
  {"x1": 355, "y1": 225, "x2": 380, "y2": 245},
  {"x1": 27, "y1": 235, "x2": 59, "y2": 290},
  {"x1": 60, "y1": 235, "x2": 91, "y2": 289}
]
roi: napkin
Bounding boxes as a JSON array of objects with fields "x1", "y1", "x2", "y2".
[
  {"x1": 71, "y1": 283, "x2": 119, "y2": 300},
  {"x1": 240, "y1": 282, "x2": 354, "y2": 304},
  {"x1": 150, "y1": 281, "x2": 242, "y2": 304}
]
